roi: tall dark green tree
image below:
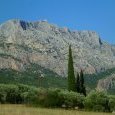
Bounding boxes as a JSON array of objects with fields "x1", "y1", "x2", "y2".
[
  {"x1": 67, "y1": 45, "x2": 76, "y2": 91},
  {"x1": 76, "y1": 72, "x2": 80, "y2": 93},
  {"x1": 79, "y1": 69, "x2": 86, "y2": 96}
]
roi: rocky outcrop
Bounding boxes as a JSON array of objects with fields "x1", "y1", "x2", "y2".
[
  {"x1": 0, "y1": 19, "x2": 115, "y2": 76},
  {"x1": 97, "y1": 74, "x2": 115, "y2": 91}
]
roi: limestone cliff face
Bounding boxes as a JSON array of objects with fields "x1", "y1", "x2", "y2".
[
  {"x1": 97, "y1": 74, "x2": 115, "y2": 91},
  {"x1": 0, "y1": 19, "x2": 115, "y2": 76}
]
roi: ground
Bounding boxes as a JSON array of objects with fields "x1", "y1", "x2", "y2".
[{"x1": 0, "y1": 104, "x2": 112, "y2": 115}]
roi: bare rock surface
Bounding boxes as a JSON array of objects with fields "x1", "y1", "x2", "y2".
[
  {"x1": 97, "y1": 74, "x2": 115, "y2": 91},
  {"x1": 0, "y1": 19, "x2": 115, "y2": 77}
]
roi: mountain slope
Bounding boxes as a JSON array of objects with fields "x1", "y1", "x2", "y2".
[
  {"x1": 84, "y1": 67, "x2": 115, "y2": 94},
  {"x1": 97, "y1": 73, "x2": 115, "y2": 94},
  {"x1": 0, "y1": 19, "x2": 115, "y2": 93},
  {"x1": 0, "y1": 63, "x2": 67, "y2": 88},
  {"x1": 0, "y1": 19, "x2": 115, "y2": 76}
]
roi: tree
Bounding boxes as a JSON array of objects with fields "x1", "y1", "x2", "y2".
[
  {"x1": 79, "y1": 69, "x2": 86, "y2": 96},
  {"x1": 67, "y1": 45, "x2": 76, "y2": 91},
  {"x1": 76, "y1": 72, "x2": 80, "y2": 93}
]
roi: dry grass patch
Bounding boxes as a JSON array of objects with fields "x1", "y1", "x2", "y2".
[{"x1": 0, "y1": 104, "x2": 112, "y2": 115}]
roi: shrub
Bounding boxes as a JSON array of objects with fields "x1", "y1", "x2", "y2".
[
  {"x1": 22, "y1": 89, "x2": 38, "y2": 105},
  {"x1": 0, "y1": 84, "x2": 19, "y2": 103},
  {"x1": 5, "y1": 85, "x2": 19, "y2": 103},
  {"x1": 84, "y1": 90, "x2": 110, "y2": 112},
  {"x1": 108, "y1": 95, "x2": 115, "y2": 112},
  {"x1": 23, "y1": 88, "x2": 85, "y2": 108},
  {"x1": 42, "y1": 88, "x2": 62, "y2": 107},
  {"x1": 0, "y1": 84, "x2": 37, "y2": 104},
  {"x1": 0, "y1": 92, "x2": 6, "y2": 103},
  {"x1": 25, "y1": 88, "x2": 62, "y2": 107},
  {"x1": 58, "y1": 90, "x2": 85, "y2": 108},
  {"x1": 0, "y1": 83, "x2": 114, "y2": 113}
]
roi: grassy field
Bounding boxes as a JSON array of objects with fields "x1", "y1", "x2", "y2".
[{"x1": 0, "y1": 104, "x2": 113, "y2": 115}]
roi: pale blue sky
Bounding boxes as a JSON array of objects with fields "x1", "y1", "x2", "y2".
[{"x1": 0, "y1": 0, "x2": 115, "y2": 44}]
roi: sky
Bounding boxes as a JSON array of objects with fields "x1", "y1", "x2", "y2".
[{"x1": 0, "y1": 0, "x2": 115, "y2": 44}]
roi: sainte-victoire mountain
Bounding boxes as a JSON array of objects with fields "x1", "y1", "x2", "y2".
[{"x1": 0, "y1": 19, "x2": 115, "y2": 93}]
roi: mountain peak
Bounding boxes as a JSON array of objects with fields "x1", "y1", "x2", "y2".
[
  {"x1": 0, "y1": 19, "x2": 50, "y2": 30},
  {"x1": 0, "y1": 19, "x2": 115, "y2": 76}
]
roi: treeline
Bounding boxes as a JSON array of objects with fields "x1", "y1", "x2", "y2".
[{"x1": 0, "y1": 84, "x2": 115, "y2": 112}]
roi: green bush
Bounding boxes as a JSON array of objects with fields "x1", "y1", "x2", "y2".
[
  {"x1": 42, "y1": 88, "x2": 62, "y2": 107},
  {"x1": 0, "y1": 92, "x2": 6, "y2": 103},
  {"x1": 0, "y1": 83, "x2": 114, "y2": 113},
  {"x1": 59, "y1": 90, "x2": 84, "y2": 108},
  {"x1": 25, "y1": 88, "x2": 63, "y2": 107},
  {"x1": 108, "y1": 95, "x2": 115, "y2": 112},
  {"x1": 84, "y1": 90, "x2": 110, "y2": 112},
  {"x1": 5, "y1": 85, "x2": 19, "y2": 103},
  {"x1": 0, "y1": 84, "x2": 19, "y2": 103},
  {"x1": 0, "y1": 84, "x2": 37, "y2": 104},
  {"x1": 23, "y1": 88, "x2": 85, "y2": 108},
  {"x1": 22, "y1": 89, "x2": 38, "y2": 105}
]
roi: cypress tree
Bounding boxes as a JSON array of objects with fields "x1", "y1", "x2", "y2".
[
  {"x1": 82, "y1": 85, "x2": 86, "y2": 96},
  {"x1": 80, "y1": 69, "x2": 84, "y2": 86},
  {"x1": 76, "y1": 72, "x2": 80, "y2": 93},
  {"x1": 67, "y1": 45, "x2": 76, "y2": 91},
  {"x1": 79, "y1": 69, "x2": 86, "y2": 96}
]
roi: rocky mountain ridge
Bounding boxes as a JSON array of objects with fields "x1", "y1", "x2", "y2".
[
  {"x1": 0, "y1": 19, "x2": 115, "y2": 77},
  {"x1": 96, "y1": 73, "x2": 115, "y2": 94}
]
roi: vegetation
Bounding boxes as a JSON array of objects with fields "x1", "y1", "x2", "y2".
[
  {"x1": 0, "y1": 84, "x2": 35, "y2": 104},
  {"x1": 67, "y1": 45, "x2": 76, "y2": 91},
  {"x1": 84, "y1": 91, "x2": 111, "y2": 112},
  {"x1": 0, "y1": 84, "x2": 84, "y2": 108},
  {"x1": 79, "y1": 70, "x2": 86, "y2": 96},
  {"x1": 0, "y1": 67, "x2": 115, "y2": 94},
  {"x1": 0, "y1": 63, "x2": 67, "y2": 88},
  {"x1": 0, "y1": 45, "x2": 114, "y2": 113},
  {"x1": 67, "y1": 46, "x2": 86, "y2": 96},
  {"x1": 0, "y1": 105, "x2": 112, "y2": 115},
  {"x1": 0, "y1": 44, "x2": 115, "y2": 94},
  {"x1": 84, "y1": 67, "x2": 115, "y2": 94},
  {"x1": 76, "y1": 72, "x2": 80, "y2": 93},
  {"x1": 0, "y1": 84, "x2": 114, "y2": 112}
]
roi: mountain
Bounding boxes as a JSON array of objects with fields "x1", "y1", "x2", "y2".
[
  {"x1": 97, "y1": 73, "x2": 115, "y2": 94},
  {"x1": 0, "y1": 19, "x2": 115, "y2": 93}
]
